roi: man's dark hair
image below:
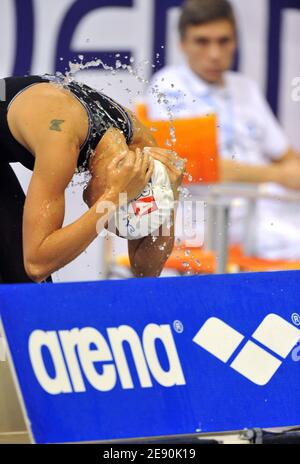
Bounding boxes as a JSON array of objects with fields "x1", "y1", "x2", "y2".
[{"x1": 179, "y1": 0, "x2": 236, "y2": 39}]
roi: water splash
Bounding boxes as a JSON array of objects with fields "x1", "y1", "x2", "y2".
[{"x1": 51, "y1": 55, "x2": 193, "y2": 277}]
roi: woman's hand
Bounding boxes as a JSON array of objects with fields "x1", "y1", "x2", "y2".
[
  {"x1": 105, "y1": 148, "x2": 154, "y2": 204},
  {"x1": 143, "y1": 147, "x2": 186, "y2": 199}
]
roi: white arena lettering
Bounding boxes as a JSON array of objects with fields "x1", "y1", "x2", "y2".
[{"x1": 28, "y1": 324, "x2": 186, "y2": 394}]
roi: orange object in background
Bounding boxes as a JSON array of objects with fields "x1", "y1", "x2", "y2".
[
  {"x1": 135, "y1": 103, "x2": 219, "y2": 184},
  {"x1": 115, "y1": 249, "x2": 216, "y2": 274},
  {"x1": 164, "y1": 243, "x2": 243, "y2": 275},
  {"x1": 235, "y1": 255, "x2": 300, "y2": 272},
  {"x1": 165, "y1": 247, "x2": 216, "y2": 274},
  {"x1": 115, "y1": 244, "x2": 243, "y2": 275}
]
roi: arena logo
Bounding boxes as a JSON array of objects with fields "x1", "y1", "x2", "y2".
[
  {"x1": 11, "y1": 0, "x2": 300, "y2": 116},
  {"x1": 193, "y1": 314, "x2": 300, "y2": 386},
  {"x1": 28, "y1": 324, "x2": 186, "y2": 394}
]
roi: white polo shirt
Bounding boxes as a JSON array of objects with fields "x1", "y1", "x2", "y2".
[
  {"x1": 146, "y1": 64, "x2": 289, "y2": 165},
  {"x1": 145, "y1": 64, "x2": 300, "y2": 260}
]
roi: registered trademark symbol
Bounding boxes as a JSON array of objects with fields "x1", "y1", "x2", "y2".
[
  {"x1": 173, "y1": 320, "x2": 184, "y2": 333},
  {"x1": 292, "y1": 313, "x2": 300, "y2": 326}
]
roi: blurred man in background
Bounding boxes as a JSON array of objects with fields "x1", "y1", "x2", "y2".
[{"x1": 146, "y1": 0, "x2": 300, "y2": 260}]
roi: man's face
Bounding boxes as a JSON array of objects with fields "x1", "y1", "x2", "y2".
[{"x1": 181, "y1": 19, "x2": 236, "y2": 84}]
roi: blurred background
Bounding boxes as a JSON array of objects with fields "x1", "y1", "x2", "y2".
[{"x1": 0, "y1": 0, "x2": 299, "y2": 282}]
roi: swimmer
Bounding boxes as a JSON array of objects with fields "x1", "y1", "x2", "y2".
[{"x1": 0, "y1": 74, "x2": 185, "y2": 283}]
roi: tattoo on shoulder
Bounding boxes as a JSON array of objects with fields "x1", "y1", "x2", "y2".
[{"x1": 49, "y1": 119, "x2": 65, "y2": 132}]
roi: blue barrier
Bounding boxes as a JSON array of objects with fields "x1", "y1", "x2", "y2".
[{"x1": 0, "y1": 271, "x2": 299, "y2": 444}]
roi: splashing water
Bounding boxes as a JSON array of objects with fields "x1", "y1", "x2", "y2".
[
  {"x1": 65, "y1": 57, "x2": 106, "y2": 83},
  {"x1": 53, "y1": 55, "x2": 193, "y2": 274}
]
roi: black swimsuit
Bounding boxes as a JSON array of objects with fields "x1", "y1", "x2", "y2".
[
  {"x1": 0, "y1": 74, "x2": 134, "y2": 283},
  {"x1": 0, "y1": 74, "x2": 133, "y2": 171}
]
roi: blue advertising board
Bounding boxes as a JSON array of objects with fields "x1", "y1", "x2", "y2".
[{"x1": 0, "y1": 271, "x2": 300, "y2": 443}]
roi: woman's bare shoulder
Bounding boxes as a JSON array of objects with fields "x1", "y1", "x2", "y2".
[{"x1": 7, "y1": 82, "x2": 88, "y2": 151}]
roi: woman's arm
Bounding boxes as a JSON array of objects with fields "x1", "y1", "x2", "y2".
[
  {"x1": 83, "y1": 128, "x2": 130, "y2": 207},
  {"x1": 128, "y1": 223, "x2": 175, "y2": 278},
  {"x1": 83, "y1": 125, "x2": 185, "y2": 278},
  {"x1": 23, "y1": 134, "x2": 153, "y2": 282},
  {"x1": 125, "y1": 115, "x2": 186, "y2": 277},
  {"x1": 125, "y1": 107, "x2": 158, "y2": 150},
  {"x1": 23, "y1": 136, "x2": 116, "y2": 282},
  {"x1": 128, "y1": 149, "x2": 185, "y2": 278}
]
